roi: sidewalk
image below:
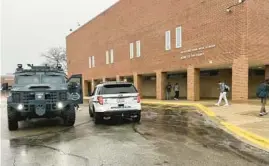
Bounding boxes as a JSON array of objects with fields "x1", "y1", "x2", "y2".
[
  {"x1": 211, "y1": 103, "x2": 269, "y2": 138},
  {"x1": 142, "y1": 99, "x2": 269, "y2": 151}
]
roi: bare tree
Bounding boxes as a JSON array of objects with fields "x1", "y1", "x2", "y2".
[{"x1": 41, "y1": 47, "x2": 67, "y2": 73}]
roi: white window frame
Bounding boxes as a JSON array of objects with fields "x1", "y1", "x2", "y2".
[
  {"x1": 165, "y1": 30, "x2": 171, "y2": 51},
  {"x1": 130, "y1": 43, "x2": 134, "y2": 59},
  {"x1": 110, "y1": 49, "x2": 114, "y2": 64},
  {"x1": 106, "y1": 51, "x2": 109, "y2": 64},
  {"x1": 176, "y1": 26, "x2": 182, "y2": 48},
  {"x1": 92, "y1": 56, "x2": 95, "y2": 67},
  {"x1": 136, "y1": 40, "x2": 141, "y2": 57},
  {"x1": 88, "y1": 57, "x2": 92, "y2": 68}
]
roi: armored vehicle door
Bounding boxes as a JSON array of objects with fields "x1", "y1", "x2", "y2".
[{"x1": 67, "y1": 74, "x2": 83, "y2": 104}]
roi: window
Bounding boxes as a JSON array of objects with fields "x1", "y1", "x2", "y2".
[
  {"x1": 16, "y1": 75, "x2": 40, "y2": 84},
  {"x1": 136, "y1": 40, "x2": 141, "y2": 57},
  {"x1": 92, "y1": 56, "x2": 95, "y2": 67},
  {"x1": 165, "y1": 30, "x2": 171, "y2": 50},
  {"x1": 110, "y1": 49, "x2": 114, "y2": 63},
  {"x1": 42, "y1": 75, "x2": 65, "y2": 84},
  {"x1": 106, "y1": 51, "x2": 109, "y2": 64},
  {"x1": 89, "y1": 56, "x2": 95, "y2": 68},
  {"x1": 100, "y1": 84, "x2": 137, "y2": 94},
  {"x1": 130, "y1": 43, "x2": 134, "y2": 59},
  {"x1": 176, "y1": 26, "x2": 182, "y2": 48},
  {"x1": 89, "y1": 57, "x2": 92, "y2": 68}
]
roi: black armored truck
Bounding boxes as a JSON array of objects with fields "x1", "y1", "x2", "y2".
[{"x1": 7, "y1": 64, "x2": 83, "y2": 130}]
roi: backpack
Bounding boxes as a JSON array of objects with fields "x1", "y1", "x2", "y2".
[
  {"x1": 256, "y1": 84, "x2": 267, "y2": 98},
  {"x1": 224, "y1": 84, "x2": 230, "y2": 92}
]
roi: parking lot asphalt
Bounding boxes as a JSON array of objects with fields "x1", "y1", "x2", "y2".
[{"x1": 1, "y1": 102, "x2": 268, "y2": 166}]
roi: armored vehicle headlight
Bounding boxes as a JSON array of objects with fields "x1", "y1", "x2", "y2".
[
  {"x1": 17, "y1": 104, "x2": 24, "y2": 110},
  {"x1": 57, "y1": 102, "x2": 63, "y2": 109}
]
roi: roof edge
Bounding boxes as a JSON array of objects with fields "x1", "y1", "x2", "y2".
[{"x1": 66, "y1": 0, "x2": 120, "y2": 39}]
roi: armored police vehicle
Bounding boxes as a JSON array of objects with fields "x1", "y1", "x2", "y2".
[{"x1": 7, "y1": 64, "x2": 83, "y2": 131}]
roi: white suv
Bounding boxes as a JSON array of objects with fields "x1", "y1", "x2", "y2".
[{"x1": 88, "y1": 82, "x2": 141, "y2": 124}]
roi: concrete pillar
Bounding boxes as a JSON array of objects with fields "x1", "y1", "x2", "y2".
[
  {"x1": 83, "y1": 80, "x2": 89, "y2": 96},
  {"x1": 133, "y1": 73, "x2": 142, "y2": 96},
  {"x1": 232, "y1": 58, "x2": 249, "y2": 101},
  {"x1": 116, "y1": 75, "x2": 121, "y2": 82},
  {"x1": 91, "y1": 79, "x2": 96, "y2": 94},
  {"x1": 230, "y1": 2, "x2": 248, "y2": 101},
  {"x1": 265, "y1": 65, "x2": 269, "y2": 80},
  {"x1": 156, "y1": 71, "x2": 167, "y2": 100},
  {"x1": 187, "y1": 66, "x2": 200, "y2": 101}
]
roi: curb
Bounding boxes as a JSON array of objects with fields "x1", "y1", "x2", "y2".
[{"x1": 141, "y1": 100, "x2": 269, "y2": 151}]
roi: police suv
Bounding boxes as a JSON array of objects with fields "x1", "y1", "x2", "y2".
[{"x1": 88, "y1": 82, "x2": 141, "y2": 124}]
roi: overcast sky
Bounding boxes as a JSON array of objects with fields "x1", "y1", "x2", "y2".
[{"x1": 1, "y1": 0, "x2": 118, "y2": 75}]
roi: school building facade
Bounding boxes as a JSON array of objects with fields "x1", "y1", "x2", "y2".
[{"x1": 66, "y1": 0, "x2": 269, "y2": 101}]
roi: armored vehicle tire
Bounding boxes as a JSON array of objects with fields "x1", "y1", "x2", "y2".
[
  {"x1": 89, "y1": 106, "x2": 94, "y2": 117},
  {"x1": 63, "y1": 105, "x2": 76, "y2": 126},
  {"x1": 7, "y1": 106, "x2": 18, "y2": 131},
  {"x1": 94, "y1": 113, "x2": 102, "y2": 125}
]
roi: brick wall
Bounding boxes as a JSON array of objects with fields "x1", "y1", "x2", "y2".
[
  {"x1": 265, "y1": 66, "x2": 269, "y2": 80},
  {"x1": 187, "y1": 66, "x2": 200, "y2": 101},
  {"x1": 247, "y1": 0, "x2": 269, "y2": 65},
  {"x1": 67, "y1": 0, "x2": 264, "y2": 80},
  {"x1": 67, "y1": 0, "x2": 269, "y2": 101}
]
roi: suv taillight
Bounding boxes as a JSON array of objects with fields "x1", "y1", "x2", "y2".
[
  {"x1": 137, "y1": 95, "x2": 141, "y2": 103},
  {"x1": 97, "y1": 96, "x2": 104, "y2": 105}
]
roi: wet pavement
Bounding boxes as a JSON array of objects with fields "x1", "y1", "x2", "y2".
[{"x1": 1, "y1": 102, "x2": 269, "y2": 166}]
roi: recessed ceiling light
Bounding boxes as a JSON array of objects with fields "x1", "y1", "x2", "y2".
[{"x1": 258, "y1": 66, "x2": 262, "y2": 69}]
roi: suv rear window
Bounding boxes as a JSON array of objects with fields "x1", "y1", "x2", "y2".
[{"x1": 100, "y1": 84, "x2": 137, "y2": 94}]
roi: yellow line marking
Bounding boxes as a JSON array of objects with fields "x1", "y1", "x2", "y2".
[
  {"x1": 141, "y1": 100, "x2": 216, "y2": 117},
  {"x1": 142, "y1": 100, "x2": 269, "y2": 150},
  {"x1": 221, "y1": 121, "x2": 269, "y2": 149}
]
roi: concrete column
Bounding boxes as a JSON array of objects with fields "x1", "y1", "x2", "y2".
[
  {"x1": 156, "y1": 71, "x2": 167, "y2": 100},
  {"x1": 116, "y1": 75, "x2": 121, "y2": 82},
  {"x1": 232, "y1": 58, "x2": 249, "y2": 101},
  {"x1": 83, "y1": 80, "x2": 89, "y2": 96},
  {"x1": 187, "y1": 66, "x2": 200, "y2": 101},
  {"x1": 91, "y1": 79, "x2": 96, "y2": 94},
  {"x1": 133, "y1": 73, "x2": 142, "y2": 96},
  {"x1": 265, "y1": 65, "x2": 269, "y2": 80}
]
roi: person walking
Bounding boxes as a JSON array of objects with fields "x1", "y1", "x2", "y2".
[
  {"x1": 174, "y1": 83, "x2": 180, "y2": 100},
  {"x1": 166, "y1": 82, "x2": 172, "y2": 100},
  {"x1": 256, "y1": 79, "x2": 269, "y2": 116},
  {"x1": 215, "y1": 81, "x2": 230, "y2": 106}
]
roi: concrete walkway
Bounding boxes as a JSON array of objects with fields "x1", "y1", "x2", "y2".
[{"x1": 211, "y1": 103, "x2": 269, "y2": 139}]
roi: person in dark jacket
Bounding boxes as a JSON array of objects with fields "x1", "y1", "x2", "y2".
[
  {"x1": 257, "y1": 79, "x2": 269, "y2": 116},
  {"x1": 166, "y1": 82, "x2": 172, "y2": 100}
]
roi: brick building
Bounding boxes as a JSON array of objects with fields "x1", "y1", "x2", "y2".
[
  {"x1": 66, "y1": 0, "x2": 269, "y2": 101},
  {"x1": 1, "y1": 75, "x2": 14, "y2": 87}
]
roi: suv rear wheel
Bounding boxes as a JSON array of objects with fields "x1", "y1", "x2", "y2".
[
  {"x1": 133, "y1": 113, "x2": 141, "y2": 123},
  {"x1": 94, "y1": 112, "x2": 102, "y2": 124},
  {"x1": 63, "y1": 105, "x2": 76, "y2": 126},
  {"x1": 89, "y1": 106, "x2": 94, "y2": 117},
  {"x1": 7, "y1": 106, "x2": 18, "y2": 131}
]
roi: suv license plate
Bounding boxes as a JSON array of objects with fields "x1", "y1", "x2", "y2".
[{"x1": 117, "y1": 98, "x2": 125, "y2": 103}]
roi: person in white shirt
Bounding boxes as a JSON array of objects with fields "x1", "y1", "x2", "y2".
[
  {"x1": 215, "y1": 81, "x2": 230, "y2": 106},
  {"x1": 174, "y1": 83, "x2": 180, "y2": 100}
]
